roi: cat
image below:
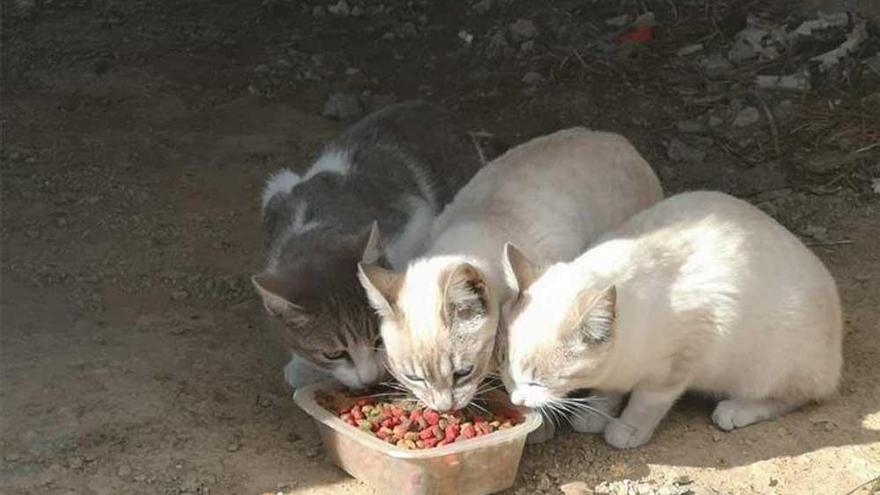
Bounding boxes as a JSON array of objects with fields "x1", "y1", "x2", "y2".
[
  {"x1": 500, "y1": 190, "x2": 843, "y2": 449},
  {"x1": 253, "y1": 100, "x2": 497, "y2": 390},
  {"x1": 358, "y1": 128, "x2": 663, "y2": 414}
]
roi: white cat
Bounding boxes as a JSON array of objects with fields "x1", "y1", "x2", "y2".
[
  {"x1": 501, "y1": 191, "x2": 843, "y2": 449},
  {"x1": 358, "y1": 128, "x2": 663, "y2": 413}
]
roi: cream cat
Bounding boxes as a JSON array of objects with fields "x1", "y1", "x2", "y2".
[
  {"x1": 501, "y1": 191, "x2": 843, "y2": 449},
  {"x1": 358, "y1": 128, "x2": 663, "y2": 413}
]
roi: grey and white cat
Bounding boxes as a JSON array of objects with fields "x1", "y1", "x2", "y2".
[
  {"x1": 358, "y1": 128, "x2": 663, "y2": 412},
  {"x1": 501, "y1": 191, "x2": 843, "y2": 449},
  {"x1": 254, "y1": 100, "x2": 495, "y2": 390}
]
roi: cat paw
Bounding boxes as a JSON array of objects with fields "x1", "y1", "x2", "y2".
[
  {"x1": 527, "y1": 420, "x2": 556, "y2": 444},
  {"x1": 711, "y1": 399, "x2": 776, "y2": 431},
  {"x1": 570, "y1": 411, "x2": 610, "y2": 433},
  {"x1": 603, "y1": 421, "x2": 652, "y2": 449}
]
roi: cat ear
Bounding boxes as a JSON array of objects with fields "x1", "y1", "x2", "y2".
[
  {"x1": 357, "y1": 263, "x2": 403, "y2": 317},
  {"x1": 502, "y1": 243, "x2": 543, "y2": 293},
  {"x1": 442, "y1": 263, "x2": 489, "y2": 330},
  {"x1": 357, "y1": 221, "x2": 387, "y2": 265},
  {"x1": 251, "y1": 273, "x2": 312, "y2": 326},
  {"x1": 573, "y1": 285, "x2": 617, "y2": 344}
]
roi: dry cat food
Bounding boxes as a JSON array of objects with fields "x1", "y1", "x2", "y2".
[{"x1": 316, "y1": 390, "x2": 523, "y2": 450}]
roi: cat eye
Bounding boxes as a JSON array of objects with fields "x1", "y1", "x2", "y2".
[
  {"x1": 453, "y1": 365, "x2": 474, "y2": 382},
  {"x1": 404, "y1": 374, "x2": 425, "y2": 383},
  {"x1": 323, "y1": 350, "x2": 349, "y2": 361},
  {"x1": 527, "y1": 382, "x2": 547, "y2": 389},
  {"x1": 373, "y1": 336, "x2": 384, "y2": 349}
]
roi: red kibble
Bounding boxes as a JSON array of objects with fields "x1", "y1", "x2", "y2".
[
  {"x1": 424, "y1": 410, "x2": 440, "y2": 426},
  {"x1": 319, "y1": 388, "x2": 523, "y2": 450}
]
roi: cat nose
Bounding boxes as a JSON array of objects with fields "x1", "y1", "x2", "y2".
[{"x1": 509, "y1": 389, "x2": 525, "y2": 406}]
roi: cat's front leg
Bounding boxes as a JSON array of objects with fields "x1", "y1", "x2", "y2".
[
  {"x1": 603, "y1": 384, "x2": 685, "y2": 449},
  {"x1": 570, "y1": 391, "x2": 624, "y2": 433}
]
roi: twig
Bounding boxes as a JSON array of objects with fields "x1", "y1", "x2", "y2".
[
  {"x1": 843, "y1": 474, "x2": 880, "y2": 495},
  {"x1": 805, "y1": 239, "x2": 854, "y2": 247},
  {"x1": 750, "y1": 91, "x2": 781, "y2": 156},
  {"x1": 855, "y1": 142, "x2": 880, "y2": 154}
]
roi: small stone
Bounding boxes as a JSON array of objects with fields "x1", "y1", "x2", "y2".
[
  {"x1": 312, "y1": 5, "x2": 325, "y2": 17},
  {"x1": 68, "y1": 456, "x2": 84, "y2": 469},
  {"x1": 733, "y1": 106, "x2": 761, "y2": 127},
  {"x1": 304, "y1": 445, "x2": 321, "y2": 458},
  {"x1": 117, "y1": 464, "x2": 132, "y2": 477},
  {"x1": 458, "y1": 30, "x2": 474, "y2": 44},
  {"x1": 254, "y1": 64, "x2": 270, "y2": 75},
  {"x1": 560, "y1": 481, "x2": 593, "y2": 495},
  {"x1": 804, "y1": 151, "x2": 849, "y2": 174},
  {"x1": 520, "y1": 40, "x2": 535, "y2": 52},
  {"x1": 667, "y1": 138, "x2": 706, "y2": 163},
  {"x1": 473, "y1": 0, "x2": 492, "y2": 14},
  {"x1": 4, "y1": 453, "x2": 20, "y2": 462},
  {"x1": 344, "y1": 67, "x2": 360, "y2": 76},
  {"x1": 226, "y1": 441, "x2": 241, "y2": 452},
  {"x1": 676, "y1": 120, "x2": 704, "y2": 133},
  {"x1": 605, "y1": 14, "x2": 631, "y2": 27},
  {"x1": 171, "y1": 290, "x2": 188, "y2": 302},
  {"x1": 134, "y1": 474, "x2": 147, "y2": 482},
  {"x1": 350, "y1": 5, "x2": 362, "y2": 16},
  {"x1": 769, "y1": 478, "x2": 778, "y2": 487},
  {"x1": 708, "y1": 115, "x2": 724, "y2": 128},
  {"x1": 728, "y1": 41, "x2": 757, "y2": 63},
  {"x1": 522, "y1": 71, "x2": 545, "y2": 86},
  {"x1": 872, "y1": 178, "x2": 880, "y2": 194},
  {"x1": 536, "y1": 473, "x2": 553, "y2": 491},
  {"x1": 322, "y1": 93, "x2": 363, "y2": 120},
  {"x1": 327, "y1": 0, "x2": 349, "y2": 16},
  {"x1": 676, "y1": 44, "x2": 703, "y2": 56},
  {"x1": 86, "y1": 195, "x2": 101, "y2": 205},
  {"x1": 674, "y1": 475, "x2": 694, "y2": 486},
  {"x1": 701, "y1": 53, "x2": 732, "y2": 78},
  {"x1": 83, "y1": 452, "x2": 97, "y2": 462},
  {"x1": 509, "y1": 19, "x2": 538, "y2": 42},
  {"x1": 712, "y1": 431, "x2": 723, "y2": 442}
]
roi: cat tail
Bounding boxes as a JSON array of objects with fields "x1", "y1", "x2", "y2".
[{"x1": 261, "y1": 169, "x2": 301, "y2": 209}]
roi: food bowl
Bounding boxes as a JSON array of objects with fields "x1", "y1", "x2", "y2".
[{"x1": 293, "y1": 381, "x2": 543, "y2": 495}]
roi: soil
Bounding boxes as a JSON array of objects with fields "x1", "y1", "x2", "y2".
[{"x1": 2, "y1": 1, "x2": 879, "y2": 494}]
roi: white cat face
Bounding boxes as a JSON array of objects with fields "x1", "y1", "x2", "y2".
[
  {"x1": 358, "y1": 257, "x2": 499, "y2": 411},
  {"x1": 501, "y1": 245, "x2": 616, "y2": 408}
]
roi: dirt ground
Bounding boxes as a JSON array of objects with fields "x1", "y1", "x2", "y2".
[{"x1": 2, "y1": 1, "x2": 879, "y2": 494}]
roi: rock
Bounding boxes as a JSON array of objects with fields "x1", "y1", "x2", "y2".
[
  {"x1": 487, "y1": 30, "x2": 511, "y2": 57},
  {"x1": 473, "y1": 0, "x2": 492, "y2": 14},
  {"x1": 520, "y1": 40, "x2": 535, "y2": 52},
  {"x1": 509, "y1": 19, "x2": 538, "y2": 42},
  {"x1": 727, "y1": 41, "x2": 757, "y2": 63},
  {"x1": 700, "y1": 53, "x2": 732, "y2": 78},
  {"x1": 872, "y1": 178, "x2": 880, "y2": 194},
  {"x1": 322, "y1": 93, "x2": 363, "y2": 120},
  {"x1": 4, "y1": 453, "x2": 20, "y2": 462},
  {"x1": 254, "y1": 64, "x2": 270, "y2": 75},
  {"x1": 733, "y1": 106, "x2": 761, "y2": 127},
  {"x1": 803, "y1": 225, "x2": 829, "y2": 242},
  {"x1": 68, "y1": 456, "x2": 84, "y2": 469},
  {"x1": 536, "y1": 473, "x2": 553, "y2": 491},
  {"x1": 522, "y1": 71, "x2": 545, "y2": 86},
  {"x1": 560, "y1": 481, "x2": 593, "y2": 495},
  {"x1": 756, "y1": 72, "x2": 810, "y2": 91},
  {"x1": 605, "y1": 14, "x2": 631, "y2": 27},
  {"x1": 312, "y1": 5, "x2": 325, "y2": 17},
  {"x1": 667, "y1": 138, "x2": 706, "y2": 163},
  {"x1": 804, "y1": 150, "x2": 850, "y2": 174},
  {"x1": 171, "y1": 290, "x2": 188, "y2": 301},
  {"x1": 712, "y1": 431, "x2": 723, "y2": 442},
  {"x1": 674, "y1": 475, "x2": 694, "y2": 486},
  {"x1": 327, "y1": 0, "x2": 349, "y2": 16},
  {"x1": 676, "y1": 44, "x2": 703, "y2": 56},
  {"x1": 707, "y1": 115, "x2": 724, "y2": 128},
  {"x1": 676, "y1": 120, "x2": 704, "y2": 133},
  {"x1": 226, "y1": 441, "x2": 241, "y2": 453},
  {"x1": 458, "y1": 30, "x2": 474, "y2": 44},
  {"x1": 117, "y1": 464, "x2": 132, "y2": 477},
  {"x1": 350, "y1": 5, "x2": 362, "y2": 16}
]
